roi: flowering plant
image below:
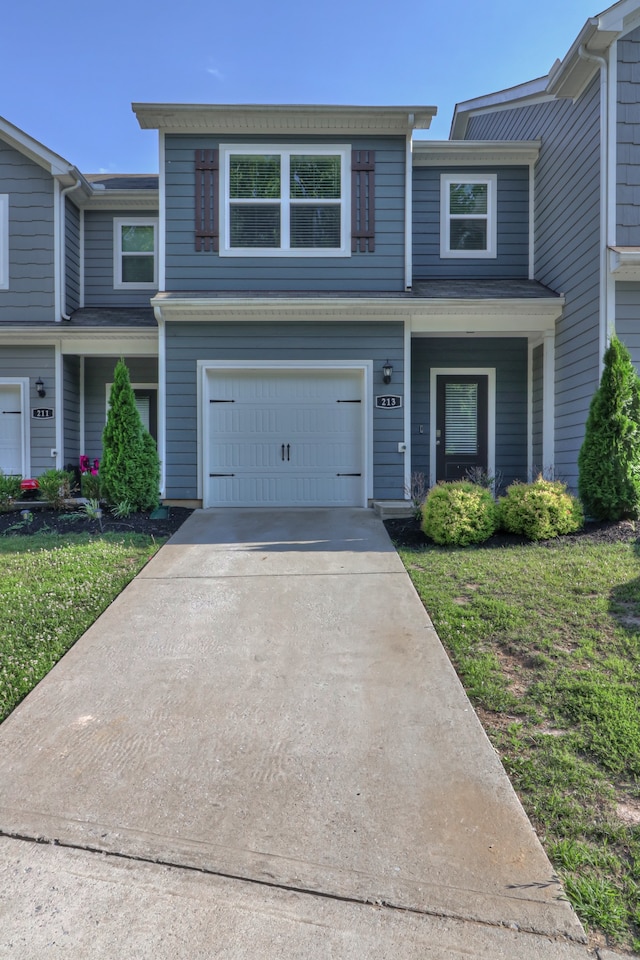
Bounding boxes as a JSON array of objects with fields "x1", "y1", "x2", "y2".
[{"x1": 79, "y1": 456, "x2": 99, "y2": 476}]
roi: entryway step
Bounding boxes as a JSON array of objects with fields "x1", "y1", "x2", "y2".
[{"x1": 372, "y1": 500, "x2": 415, "y2": 519}]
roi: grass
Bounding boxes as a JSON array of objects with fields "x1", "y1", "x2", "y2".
[
  {"x1": 397, "y1": 538, "x2": 640, "y2": 954},
  {"x1": 0, "y1": 531, "x2": 163, "y2": 723}
]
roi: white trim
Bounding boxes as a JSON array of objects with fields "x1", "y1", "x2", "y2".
[
  {"x1": 157, "y1": 315, "x2": 166, "y2": 498},
  {"x1": 0, "y1": 377, "x2": 30, "y2": 476},
  {"x1": 404, "y1": 134, "x2": 412, "y2": 289},
  {"x1": 429, "y1": 367, "x2": 496, "y2": 487},
  {"x1": 219, "y1": 144, "x2": 350, "y2": 258},
  {"x1": 542, "y1": 332, "x2": 555, "y2": 476},
  {"x1": 113, "y1": 217, "x2": 158, "y2": 289},
  {"x1": 79, "y1": 356, "x2": 85, "y2": 456},
  {"x1": 79, "y1": 208, "x2": 85, "y2": 307},
  {"x1": 54, "y1": 180, "x2": 61, "y2": 320},
  {"x1": 159, "y1": 133, "x2": 166, "y2": 292},
  {"x1": 197, "y1": 360, "x2": 372, "y2": 508},
  {"x1": 403, "y1": 320, "x2": 411, "y2": 498},
  {"x1": 439, "y1": 174, "x2": 497, "y2": 259},
  {"x1": 55, "y1": 343, "x2": 63, "y2": 468},
  {"x1": 527, "y1": 342, "x2": 533, "y2": 480},
  {"x1": 528, "y1": 162, "x2": 535, "y2": 280},
  {"x1": 413, "y1": 140, "x2": 540, "y2": 166},
  {"x1": 0, "y1": 194, "x2": 8, "y2": 290}
]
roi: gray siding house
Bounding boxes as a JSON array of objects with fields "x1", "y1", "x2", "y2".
[{"x1": 2, "y1": 0, "x2": 640, "y2": 508}]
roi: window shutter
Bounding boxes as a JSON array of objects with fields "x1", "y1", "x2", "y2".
[
  {"x1": 351, "y1": 150, "x2": 375, "y2": 253},
  {"x1": 195, "y1": 149, "x2": 219, "y2": 252}
]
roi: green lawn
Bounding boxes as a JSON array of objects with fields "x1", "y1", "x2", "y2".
[
  {"x1": 0, "y1": 532, "x2": 163, "y2": 724},
  {"x1": 398, "y1": 538, "x2": 640, "y2": 954}
]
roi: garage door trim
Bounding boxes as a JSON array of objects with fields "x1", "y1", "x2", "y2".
[{"x1": 197, "y1": 361, "x2": 373, "y2": 507}]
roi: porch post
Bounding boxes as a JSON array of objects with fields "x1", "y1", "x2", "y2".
[{"x1": 542, "y1": 329, "x2": 555, "y2": 477}]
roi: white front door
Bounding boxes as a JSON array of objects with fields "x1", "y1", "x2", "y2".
[
  {"x1": 206, "y1": 368, "x2": 364, "y2": 507},
  {"x1": 0, "y1": 383, "x2": 24, "y2": 475}
]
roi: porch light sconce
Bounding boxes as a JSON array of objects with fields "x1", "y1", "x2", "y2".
[
  {"x1": 35, "y1": 378, "x2": 46, "y2": 398},
  {"x1": 382, "y1": 361, "x2": 393, "y2": 385}
]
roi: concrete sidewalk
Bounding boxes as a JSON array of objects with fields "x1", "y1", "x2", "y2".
[{"x1": 0, "y1": 508, "x2": 600, "y2": 958}]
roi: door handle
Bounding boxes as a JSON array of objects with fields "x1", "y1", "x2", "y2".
[
  {"x1": 287, "y1": 443, "x2": 290, "y2": 461},
  {"x1": 281, "y1": 444, "x2": 285, "y2": 461}
]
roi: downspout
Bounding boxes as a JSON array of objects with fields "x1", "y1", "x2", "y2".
[
  {"x1": 578, "y1": 44, "x2": 609, "y2": 372},
  {"x1": 58, "y1": 178, "x2": 81, "y2": 322}
]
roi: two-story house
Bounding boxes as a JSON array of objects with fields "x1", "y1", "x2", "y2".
[{"x1": 2, "y1": 0, "x2": 640, "y2": 510}]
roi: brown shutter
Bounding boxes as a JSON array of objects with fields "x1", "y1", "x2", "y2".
[
  {"x1": 195, "y1": 149, "x2": 219, "y2": 252},
  {"x1": 351, "y1": 150, "x2": 375, "y2": 253}
]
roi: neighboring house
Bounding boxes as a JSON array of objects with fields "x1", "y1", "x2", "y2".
[{"x1": 2, "y1": 0, "x2": 640, "y2": 508}]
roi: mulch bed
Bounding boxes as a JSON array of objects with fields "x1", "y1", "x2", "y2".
[
  {"x1": 0, "y1": 504, "x2": 193, "y2": 539},
  {"x1": 384, "y1": 515, "x2": 640, "y2": 549}
]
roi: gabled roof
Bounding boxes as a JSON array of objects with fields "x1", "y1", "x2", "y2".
[
  {"x1": 0, "y1": 114, "x2": 90, "y2": 193},
  {"x1": 450, "y1": 0, "x2": 640, "y2": 139},
  {"x1": 133, "y1": 103, "x2": 436, "y2": 136}
]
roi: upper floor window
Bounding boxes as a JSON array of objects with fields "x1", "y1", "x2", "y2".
[
  {"x1": 219, "y1": 145, "x2": 350, "y2": 257},
  {"x1": 0, "y1": 195, "x2": 8, "y2": 290},
  {"x1": 440, "y1": 174, "x2": 497, "y2": 259},
  {"x1": 113, "y1": 218, "x2": 158, "y2": 289}
]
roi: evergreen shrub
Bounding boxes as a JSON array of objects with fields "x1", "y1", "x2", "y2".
[
  {"x1": 101, "y1": 359, "x2": 160, "y2": 512},
  {"x1": 421, "y1": 480, "x2": 498, "y2": 546},
  {"x1": 499, "y1": 476, "x2": 583, "y2": 541},
  {"x1": 578, "y1": 337, "x2": 640, "y2": 520},
  {"x1": 0, "y1": 471, "x2": 21, "y2": 511},
  {"x1": 37, "y1": 469, "x2": 74, "y2": 510}
]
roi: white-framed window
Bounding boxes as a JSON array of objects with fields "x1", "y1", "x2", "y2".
[
  {"x1": 440, "y1": 174, "x2": 497, "y2": 259},
  {"x1": 113, "y1": 218, "x2": 158, "y2": 289},
  {"x1": 0, "y1": 194, "x2": 8, "y2": 290},
  {"x1": 219, "y1": 144, "x2": 350, "y2": 257}
]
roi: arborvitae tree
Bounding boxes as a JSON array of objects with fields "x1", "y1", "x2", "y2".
[
  {"x1": 101, "y1": 359, "x2": 160, "y2": 511},
  {"x1": 578, "y1": 336, "x2": 640, "y2": 520}
]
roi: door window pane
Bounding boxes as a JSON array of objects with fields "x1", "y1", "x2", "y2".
[{"x1": 445, "y1": 382, "x2": 478, "y2": 455}]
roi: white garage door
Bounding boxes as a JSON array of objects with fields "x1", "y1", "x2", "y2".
[
  {"x1": 206, "y1": 368, "x2": 364, "y2": 507},
  {"x1": 0, "y1": 384, "x2": 24, "y2": 476}
]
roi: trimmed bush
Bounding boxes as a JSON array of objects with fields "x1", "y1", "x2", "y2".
[
  {"x1": 0, "y1": 471, "x2": 21, "y2": 511},
  {"x1": 578, "y1": 337, "x2": 640, "y2": 520},
  {"x1": 37, "y1": 469, "x2": 74, "y2": 510},
  {"x1": 421, "y1": 481, "x2": 498, "y2": 546},
  {"x1": 80, "y1": 472, "x2": 101, "y2": 500},
  {"x1": 499, "y1": 476, "x2": 583, "y2": 541},
  {"x1": 101, "y1": 359, "x2": 160, "y2": 512}
]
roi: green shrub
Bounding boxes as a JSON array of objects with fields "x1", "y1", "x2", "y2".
[
  {"x1": 80, "y1": 472, "x2": 101, "y2": 500},
  {"x1": 421, "y1": 481, "x2": 498, "y2": 546},
  {"x1": 101, "y1": 359, "x2": 160, "y2": 512},
  {"x1": 498, "y1": 476, "x2": 583, "y2": 541},
  {"x1": 578, "y1": 337, "x2": 640, "y2": 520},
  {"x1": 37, "y1": 469, "x2": 74, "y2": 510},
  {"x1": 0, "y1": 472, "x2": 21, "y2": 511}
]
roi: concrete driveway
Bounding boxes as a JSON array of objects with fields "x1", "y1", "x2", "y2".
[{"x1": 0, "y1": 508, "x2": 597, "y2": 958}]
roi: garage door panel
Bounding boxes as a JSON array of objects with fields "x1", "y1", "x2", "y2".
[
  {"x1": 206, "y1": 369, "x2": 365, "y2": 507},
  {"x1": 0, "y1": 385, "x2": 24, "y2": 476}
]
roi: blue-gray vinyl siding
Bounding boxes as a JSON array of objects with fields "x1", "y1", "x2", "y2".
[
  {"x1": 0, "y1": 141, "x2": 55, "y2": 322},
  {"x1": 164, "y1": 136, "x2": 406, "y2": 292},
  {"x1": 65, "y1": 200, "x2": 80, "y2": 313},
  {"x1": 465, "y1": 75, "x2": 601, "y2": 489},
  {"x1": 0, "y1": 345, "x2": 56, "y2": 474},
  {"x1": 410, "y1": 337, "x2": 528, "y2": 489},
  {"x1": 532, "y1": 344, "x2": 543, "y2": 474},
  {"x1": 165, "y1": 321, "x2": 405, "y2": 500},
  {"x1": 83, "y1": 357, "x2": 158, "y2": 462},
  {"x1": 84, "y1": 209, "x2": 159, "y2": 307},
  {"x1": 412, "y1": 166, "x2": 529, "y2": 278},
  {"x1": 615, "y1": 283, "x2": 640, "y2": 370},
  {"x1": 617, "y1": 25, "x2": 640, "y2": 245},
  {"x1": 63, "y1": 355, "x2": 80, "y2": 470}
]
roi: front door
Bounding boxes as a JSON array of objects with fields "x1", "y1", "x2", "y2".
[
  {"x1": 0, "y1": 384, "x2": 24, "y2": 475},
  {"x1": 435, "y1": 375, "x2": 488, "y2": 482}
]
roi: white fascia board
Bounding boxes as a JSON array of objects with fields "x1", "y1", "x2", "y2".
[
  {"x1": 609, "y1": 246, "x2": 640, "y2": 279},
  {"x1": 0, "y1": 327, "x2": 158, "y2": 355},
  {"x1": 151, "y1": 295, "x2": 563, "y2": 329},
  {"x1": 82, "y1": 191, "x2": 159, "y2": 211},
  {"x1": 0, "y1": 115, "x2": 76, "y2": 177},
  {"x1": 413, "y1": 141, "x2": 540, "y2": 166},
  {"x1": 133, "y1": 103, "x2": 436, "y2": 135},
  {"x1": 598, "y1": 0, "x2": 640, "y2": 33},
  {"x1": 450, "y1": 77, "x2": 549, "y2": 139}
]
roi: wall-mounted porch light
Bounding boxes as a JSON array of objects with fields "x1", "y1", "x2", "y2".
[
  {"x1": 382, "y1": 361, "x2": 393, "y2": 385},
  {"x1": 35, "y1": 378, "x2": 46, "y2": 398}
]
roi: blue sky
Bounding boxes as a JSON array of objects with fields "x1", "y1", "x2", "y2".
[{"x1": 4, "y1": 0, "x2": 602, "y2": 173}]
